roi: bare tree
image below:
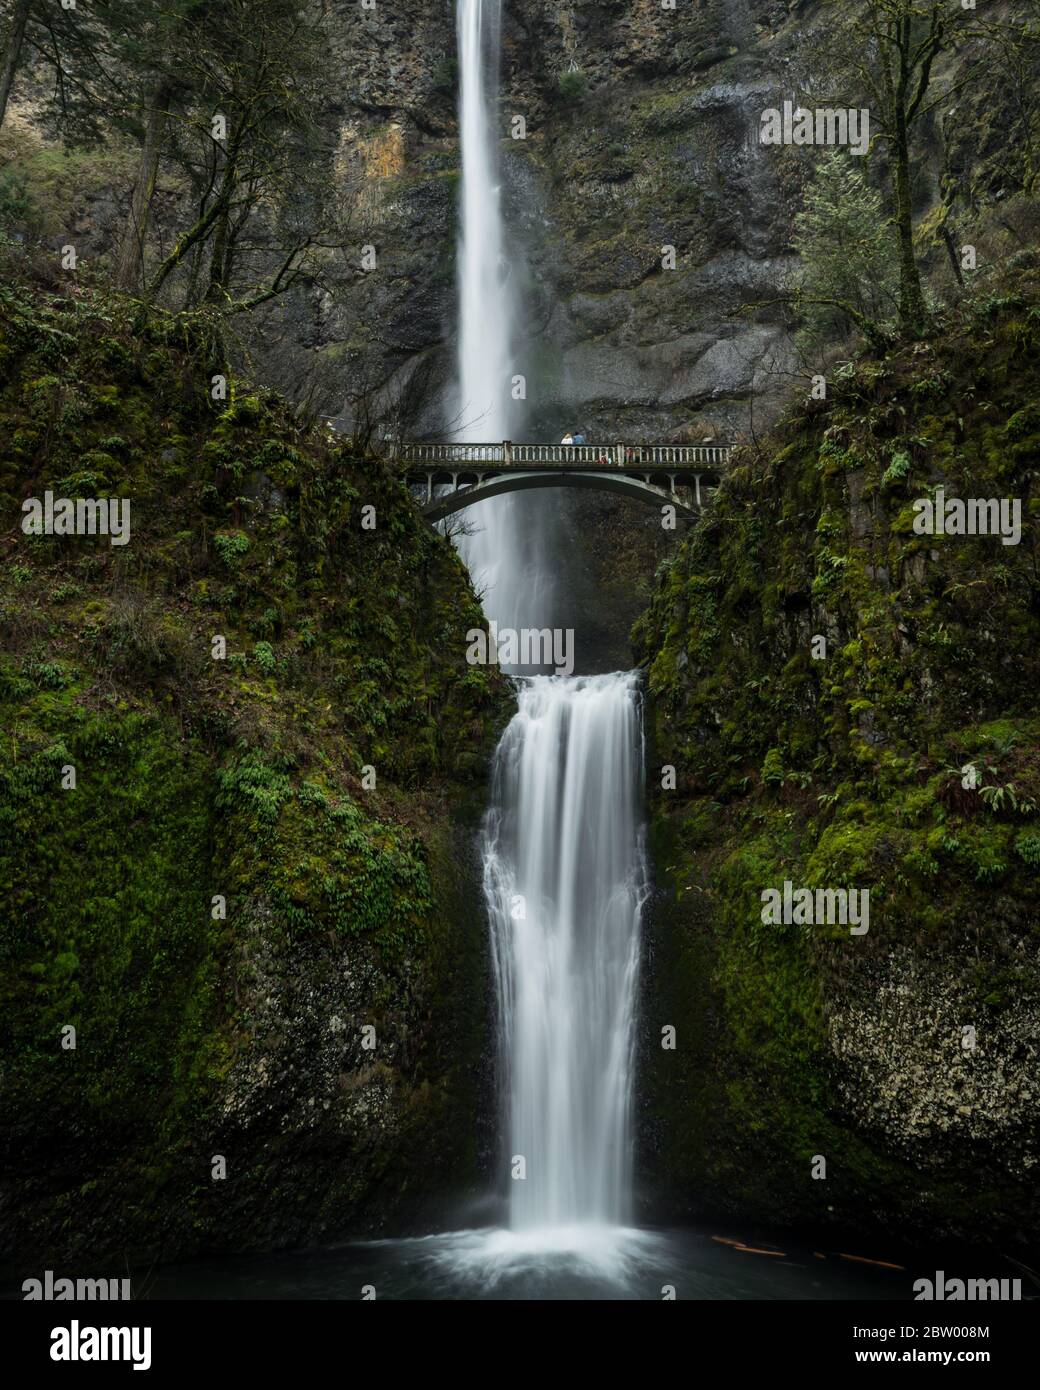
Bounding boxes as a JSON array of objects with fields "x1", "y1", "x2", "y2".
[
  {"x1": 0, "y1": 0, "x2": 33, "y2": 128},
  {"x1": 814, "y1": 0, "x2": 981, "y2": 335}
]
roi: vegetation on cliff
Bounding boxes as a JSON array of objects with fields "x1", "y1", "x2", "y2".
[
  {"x1": 0, "y1": 250, "x2": 506, "y2": 1266},
  {"x1": 634, "y1": 262, "x2": 1040, "y2": 1251}
]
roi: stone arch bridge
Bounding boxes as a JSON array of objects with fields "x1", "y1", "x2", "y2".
[{"x1": 395, "y1": 442, "x2": 733, "y2": 522}]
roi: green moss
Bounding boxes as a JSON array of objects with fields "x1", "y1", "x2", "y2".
[
  {"x1": 0, "y1": 269, "x2": 512, "y2": 1266},
  {"x1": 635, "y1": 271, "x2": 1040, "y2": 1247}
]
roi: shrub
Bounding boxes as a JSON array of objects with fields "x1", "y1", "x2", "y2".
[
  {"x1": 1014, "y1": 833, "x2": 1040, "y2": 869},
  {"x1": 213, "y1": 531, "x2": 250, "y2": 568},
  {"x1": 881, "y1": 450, "x2": 911, "y2": 487},
  {"x1": 253, "y1": 640, "x2": 276, "y2": 674},
  {"x1": 558, "y1": 69, "x2": 588, "y2": 101}
]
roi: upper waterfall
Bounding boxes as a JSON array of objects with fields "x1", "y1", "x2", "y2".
[
  {"x1": 456, "y1": 0, "x2": 513, "y2": 443},
  {"x1": 453, "y1": 0, "x2": 559, "y2": 646}
]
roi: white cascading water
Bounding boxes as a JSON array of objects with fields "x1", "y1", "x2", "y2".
[
  {"x1": 483, "y1": 674, "x2": 648, "y2": 1232},
  {"x1": 456, "y1": 0, "x2": 511, "y2": 445},
  {"x1": 453, "y1": 0, "x2": 554, "y2": 640},
  {"x1": 447, "y1": 5, "x2": 651, "y2": 1277}
]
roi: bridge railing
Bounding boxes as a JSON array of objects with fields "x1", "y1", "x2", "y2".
[
  {"x1": 397, "y1": 441, "x2": 732, "y2": 468},
  {"x1": 402, "y1": 443, "x2": 506, "y2": 465}
]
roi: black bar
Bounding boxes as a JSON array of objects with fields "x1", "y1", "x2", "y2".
[{"x1": 2, "y1": 1298, "x2": 1033, "y2": 1375}]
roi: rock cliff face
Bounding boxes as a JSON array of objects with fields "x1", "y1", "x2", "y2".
[
  {"x1": 4, "y1": 1, "x2": 1023, "y2": 446},
  {"x1": 495, "y1": 0, "x2": 797, "y2": 441},
  {"x1": 264, "y1": 0, "x2": 803, "y2": 440},
  {"x1": 263, "y1": 0, "x2": 1015, "y2": 444}
]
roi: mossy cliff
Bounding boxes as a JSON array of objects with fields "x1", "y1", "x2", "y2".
[
  {"x1": 0, "y1": 267, "x2": 509, "y2": 1269},
  {"x1": 633, "y1": 267, "x2": 1040, "y2": 1253}
]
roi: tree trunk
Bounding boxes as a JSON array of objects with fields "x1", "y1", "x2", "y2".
[
  {"x1": 203, "y1": 156, "x2": 238, "y2": 304},
  {"x1": 113, "y1": 79, "x2": 174, "y2": 292},
  {"x1": 892, "y1": 112, "x2": 927, "y2": 334},
  {"x1": 942, "y1": 227, "x2": 965, "y2": 289},
  {"x1": 147, "y1": 195, "x2": 227, "y2": 297},
  {"x1": 204, "y1": 205, "x2": 231, "y2": 303},
  {"x1": 0, "y1": 0, "x2": 33, "y2": 130}
]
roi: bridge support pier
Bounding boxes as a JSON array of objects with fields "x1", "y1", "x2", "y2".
[{"x1": 694, "y1": 473, "x2": 702, "y2": 507}]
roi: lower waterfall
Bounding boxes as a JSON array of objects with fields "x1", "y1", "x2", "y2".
[{"x1": 483, "y1": 673, "x2": 648, "y2": 1231}]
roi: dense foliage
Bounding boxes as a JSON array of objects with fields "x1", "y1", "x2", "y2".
[
  {"x1": 0, "y1": 259, "x2": 507, "y2": 1264},
  {"x1": 635, "y1": 264, "x2": 1040, "y2": 1247}
]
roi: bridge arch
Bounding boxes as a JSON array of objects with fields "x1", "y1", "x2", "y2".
[{"x1": 418, "y1": 469, "x2": 702, "y2": 522}]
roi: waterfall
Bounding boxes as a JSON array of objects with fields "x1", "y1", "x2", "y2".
[
  {"x1": 454, "y1": 0, "x2": 517, "y2": 630},
  {"x1": 450, "y1": 1, "x2": 649, "y2": 1268},
  {"x1": 453, "y1": 0, "x2": 556, "y2": 643},
  {"x1": 484, "y1": 674, "x2": 648, "y2": 1230},
  {"x1": 456, "y1": 0, "x2": 511, "y2": 445}
]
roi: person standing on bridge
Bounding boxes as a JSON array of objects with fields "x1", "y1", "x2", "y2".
[
  {"x1": 572, "y1": 430, "x2": 586, "y2": 445},
  {"x1": 561, "y1": 431, "x2": 574, "y2": 445}
]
